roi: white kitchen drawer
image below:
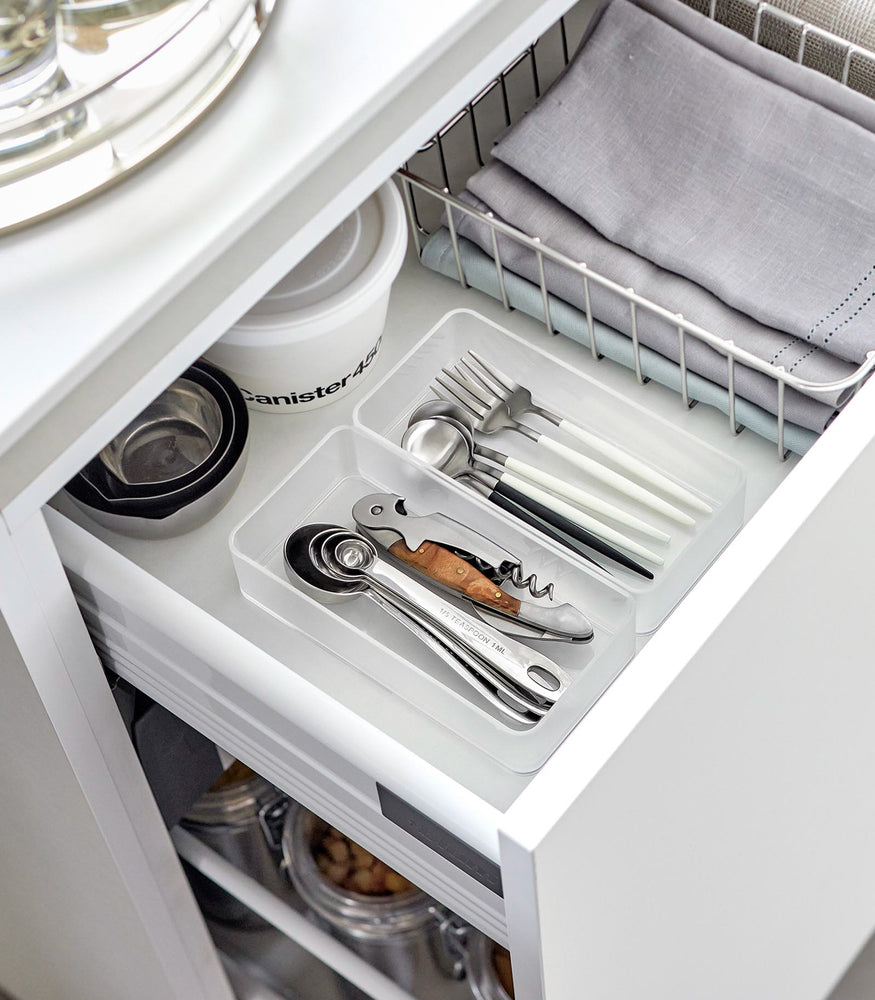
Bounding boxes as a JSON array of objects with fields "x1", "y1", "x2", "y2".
[
  {"x1": 46, "y1": 229, "x2": 875, "y2": 1000},
  {"x1": 45, "y1": 250, "x2": 787, "y2": 793}
]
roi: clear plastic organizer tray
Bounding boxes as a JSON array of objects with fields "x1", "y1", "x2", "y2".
[
  {"x1": 355, "y1": 309, "x2": 747, "y2": 633},
  {"x1": 230, "y1": 427, "x2": 636, "y2": 773}
]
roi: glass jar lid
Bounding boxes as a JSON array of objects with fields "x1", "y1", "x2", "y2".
[{"x1": 183, "y1": 761, "x2": 280, "y2": 826}]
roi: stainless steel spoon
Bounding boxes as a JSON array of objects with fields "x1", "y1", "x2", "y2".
[
  {"x1": 408, "y1": 401, "x2": 669, "y2": 543},
  {"x1": 403, "y1": 418, "x2": 663, "y2": 567}
]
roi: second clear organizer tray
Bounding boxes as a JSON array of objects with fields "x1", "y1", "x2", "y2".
[
  {"x1": 356, "y1": 310, "x2": 747, "y2": 633},
  {"x1": 231, "y1": 309, "x2": 746, "y2": 773}
]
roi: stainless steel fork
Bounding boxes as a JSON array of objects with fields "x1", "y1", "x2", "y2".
[
  {"x1": 461, "y1": 351, "x2": 712, "y2": 515},
  {"x1": 433, "y1": 363, "x2": 695, "y2": 528}
]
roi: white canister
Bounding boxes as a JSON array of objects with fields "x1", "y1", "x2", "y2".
[{"x1": 204, "y1": 180, "x2": 407, "y2": 414}]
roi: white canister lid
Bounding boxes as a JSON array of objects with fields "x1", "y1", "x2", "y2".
[
  {"x1": 203, "y1": 180, "x2": 406, "y2": 413},
  {"x1": 234, "y1": 189, "x2": 390, "y2": 336}
]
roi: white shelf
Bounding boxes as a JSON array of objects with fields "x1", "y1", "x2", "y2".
[
  {"x1": 0, "y1": 0, "x2": 584, "y2": 525},
  {"x1": 175, "y1": 827, "x2": 425, "y2": 1000}
]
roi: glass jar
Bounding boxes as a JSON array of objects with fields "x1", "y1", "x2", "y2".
[
  {"x1": 0, "y1": 0, "x2": 86, "y2": 158},
  {"x1": 281, "y1": 802, "x2": 468, "y2": 998},
  {"x1": 0, "y1": 0, "x2": 60, "y2": 107},
  {"x1": 465, "y1": 930, "x2": 516, "y2": 1000},
  {"x1": 180, "y1": 760, "x2": 289, "y2": 928}
]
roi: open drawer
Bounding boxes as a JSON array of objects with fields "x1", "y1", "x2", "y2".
[{"x1": 44, "y1": 229, "x2": 875, "y2": 999}]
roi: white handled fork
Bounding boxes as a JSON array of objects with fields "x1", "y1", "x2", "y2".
[
  {"x1": 461, "y1": 351, "x2": 712, "y2": 516},
  {"x1": 435, "y1": 364, "x2": 696, "y2": 527}
]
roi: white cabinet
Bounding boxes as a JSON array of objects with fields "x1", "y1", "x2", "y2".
[
  {"x1": 501, "y1": 390, "x2": 875, "y2": 1000},
  {"x1": 2, "y1": 0, "x2": 875, "y2": 998}
]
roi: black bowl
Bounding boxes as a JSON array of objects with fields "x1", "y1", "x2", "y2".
[{"x1": 66, "y1": 360, "x2": 249, "y2": 522}]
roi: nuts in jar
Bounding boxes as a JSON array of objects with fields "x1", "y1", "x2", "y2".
[{"x1": 314, "y1": 827, "x2": 416, "y2": 896}]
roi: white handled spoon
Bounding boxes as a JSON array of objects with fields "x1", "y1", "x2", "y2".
[
  {"x1": 408, "y1": 402, "x2": 671, "y2": 541},
  {"x1": 404, "y1": 417, "x2": 664, "y2": 566}
]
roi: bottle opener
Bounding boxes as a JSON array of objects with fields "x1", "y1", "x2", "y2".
[{"x1": 352, "y1": 493, "x2": 594, "y2": 643}]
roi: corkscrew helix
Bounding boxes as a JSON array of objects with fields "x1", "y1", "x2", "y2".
[{"x1": 465, "y1": 555, "x2": 555, "y2": 602}]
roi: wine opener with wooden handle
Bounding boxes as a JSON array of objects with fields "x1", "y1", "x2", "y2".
[{"x1": 352, "y1": 493, "x2": 594, "y2": 643}]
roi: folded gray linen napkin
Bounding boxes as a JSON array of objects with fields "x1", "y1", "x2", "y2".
[
  {"x1": 494, "y1": 0, "x2": 875, "y2": 366},
  {"x1": 453, "y1": 161, "x2": 854, "y2": 432},
  {"x1": 421, "y1": 226, "x2": 819, "y2": 454}
]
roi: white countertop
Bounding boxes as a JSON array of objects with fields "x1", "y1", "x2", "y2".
[{"x1": 0, "y1": 0, "x2": 574, "y2": 523}]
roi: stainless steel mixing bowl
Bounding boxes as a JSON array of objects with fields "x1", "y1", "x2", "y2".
[{"x1": 98, "y1": 377, "x2": 224, "y2": 487}]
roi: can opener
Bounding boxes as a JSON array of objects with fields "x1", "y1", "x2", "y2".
[{"x1": 352, "y1": 493, "x2": 594, "y2": 643}]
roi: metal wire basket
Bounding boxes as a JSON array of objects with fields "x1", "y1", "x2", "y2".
[{"x1": 397, "y1": 1, "x2": 875, "y2": 459}]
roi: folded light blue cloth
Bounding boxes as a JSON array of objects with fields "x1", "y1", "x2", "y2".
[{"x1": 421, "y1": 227, "x2": 818, "y2": 455}]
